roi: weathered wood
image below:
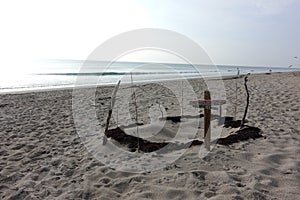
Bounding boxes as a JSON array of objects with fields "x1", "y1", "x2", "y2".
[
  {"x1": 181, "y1": 80, "x2": 184, "y2": 117},
  {"x1": 219, "y1": 105, "x2": 222, "y2": 123},
  {"x1": 204, "y1": 91, "x2": 211, "y2": 150},
  {"x1": 103, "y1": 80, "x2": 121, "y2": 145},
  {"x1": 240, "y1": 76, "x2": 249, "y2": 128},
  {"x1": 197, "y1": 105, "x2": 211, "y2": 109},
  {"x1": 131, "y1": 73, "x2": 140, "y2": 152},
  {"x1": 234, "y1": 68, "x2": 240, "y2": 120},
  {"x1": 157, "y1": 101, "x2": 164, "y2": 118},
  {"x1": 190, "y1": 99, "x2": 226, "y2": 106}
]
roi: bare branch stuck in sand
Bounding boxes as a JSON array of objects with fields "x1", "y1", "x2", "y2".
[
  {"x1": 204, "y1": 90, "x2": 211, "y2": 150},
  {"x1": 181, "y1": 80, "x2": 184, "y2": 117},
  {"x1": 103, "y1": 80, "x2": 121, "y2": 145},
  {"x1": 240, "y1": 76, "x2": 249, "y2": 129},
  {"x1": 157, "y1": 100, "x2": 164, "y2": 118},
  {"x1": 234, "y1": 67, "x2": 240, "y2": 120},
  {"x1": 131, "y1": 73, "x2": 140, "y2": 152}
]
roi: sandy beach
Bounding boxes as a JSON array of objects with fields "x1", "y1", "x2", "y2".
[{"x1": 0, "y1": 72, "x2": 299, "y2": 200}]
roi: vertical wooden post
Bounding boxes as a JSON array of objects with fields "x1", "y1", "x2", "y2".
[
  {"x1": 240, "y1": 76, "x2": 249, "y2": 129},
  {"x1": 204, "y1": 91, "x2": 211, "y2": 150},
  {"x1": 103, "y1": 80, "x2": 121, "y2": 145},
  {"x1": 234, "y1": 67, "x2": 240, "y2": 120},
  {"x1": 219, "y1": 105, "x2": 222, "y2": 123},
  {"x1": 181, "y1": 80, "x2": 184, "y2": 117},
  {"x1": 131, "y1": 73, "x2": 140, "y2": 152}
]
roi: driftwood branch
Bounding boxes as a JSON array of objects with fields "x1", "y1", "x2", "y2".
[
  {"x1": 240, "y1": 76, "x2": 249, "y2": 128},
  {"x1": 157, "y1": 101, "x2": 164, "y2": 118},
  {"x1": 204, "y1": 90, "x2": 211, "y2": 150},
  {"x1": 181, "y1": 80, "x2": 184, "y2": 117},
  {"x1": 234, "y1": 67, "x2": 240, "y2": 120},
  {"x1": 131, "y1": 73, "x2": 140, "y2": 152},
  {"x1": 103, "y1": 80, "x2": 121, "y2": 145}
]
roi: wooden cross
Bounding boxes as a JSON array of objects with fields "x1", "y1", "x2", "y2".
[{"x1": 189, "y1": 91, "x2": 226, "y2": 150}]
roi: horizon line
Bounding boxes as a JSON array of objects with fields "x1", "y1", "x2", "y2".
[{"x1": 40, "y1": 58, "x2": 300, "y2": 69}]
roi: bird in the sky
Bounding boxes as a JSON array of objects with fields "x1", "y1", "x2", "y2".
[
  {"x1": 294, "y1": 56, "x2": 298, "y2": 59},
  {"x1": 288, "y1": 65, "x2": 293, "y2": 68}
]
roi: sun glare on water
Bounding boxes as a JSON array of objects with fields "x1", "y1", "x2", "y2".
[{"x1": 0, "y1": 59, "x2": 40, "y2": 80}]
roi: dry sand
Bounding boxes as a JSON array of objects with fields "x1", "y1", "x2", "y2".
[{"x1": 0, "y1": 72, "x2": 299, "y2": 199}]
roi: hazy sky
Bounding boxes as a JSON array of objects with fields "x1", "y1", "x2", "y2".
[{"x1": 1, "y1": 0, "x2": 300, "y2": 71}]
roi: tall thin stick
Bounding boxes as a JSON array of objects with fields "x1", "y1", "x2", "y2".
[
  {"x1": 116, "y1": 103, "x2": 119, "y2": 127},
  {"x1": 204, "y1": 90, "x2": 211, "y2": 150},
  {"x1": 234, "y1": 67, "x2": 240, "y2": 120},
  {"x1": 130, "y1": 73, "x2": 140, "y2": 152},
  {"x1": 181, "y1": 80, "x2": 184, "y2": 117},
  {"x1": 103, "y1": 80, "x2": 121, "y2": 145},
  {"x1": 157, "y1": 101, "x2": 163, "y2": 118},
  {"x1": 240, "y1": 76, "x2": 249, "y2": 128}
]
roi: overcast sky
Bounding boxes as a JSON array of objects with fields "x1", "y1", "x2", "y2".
[{"x1": 0, "y1": 0, "x2": 299, "y2": 71}]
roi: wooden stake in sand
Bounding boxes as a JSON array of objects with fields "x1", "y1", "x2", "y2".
[
  {"x1": 240, "y1": 76, "x2": 249, "y2": 129},
  {"x1": 103, "y1": 80, "x2": 121, "y2": 145},
  {"x1": 131, "y1": 73, "x2": 140, "y2": 152},
  {"x1": 234, "y1": 67, "x2": 240, "y2": 120},
  {"x1": 204, "y1": 90, "x2": 211, "y2": 150},
  {"x1": 181, "y1": 80, "x2": 184, "y2": 117},
  {"x1": 157, "y1": 101, "x2": 164, "y2": 118},
  {"x1": 189, "y1": 95, "x2": 226, "y2": 150}
]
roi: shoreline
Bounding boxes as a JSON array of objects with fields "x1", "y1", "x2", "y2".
[{"x1": 0, "y1": 71, "x2": 289, "y2": 95}]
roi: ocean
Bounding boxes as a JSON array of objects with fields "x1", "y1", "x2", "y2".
[{"x1": 0, "y1": 60, "x2": 299, "y2": 93}]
